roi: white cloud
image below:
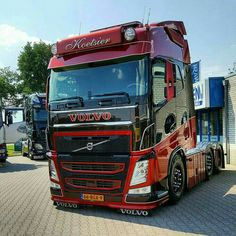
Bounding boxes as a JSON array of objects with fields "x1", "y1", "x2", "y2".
[
  {"x1": 0, "y1": 24, "x2": 42, "y2": 48},
  {"x1": 0, "y1": 24, "x2": 50, "y2": 69},
  {"x1": 201, "y1": 65, "x2": 226, "y2": 79}
]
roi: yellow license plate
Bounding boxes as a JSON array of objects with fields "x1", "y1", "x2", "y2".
[{"x1": 81, "y1": 193, "x2": 104, "y2": 202}]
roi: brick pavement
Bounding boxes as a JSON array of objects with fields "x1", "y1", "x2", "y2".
[{"x1": 0, "y1": 156, "x2": 235, "y2": 236}]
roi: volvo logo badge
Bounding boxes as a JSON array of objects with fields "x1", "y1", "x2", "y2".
[
  {"x1": 72, "y1": 139, "x2": 110, "y2": 153},
  {"x1": 86, "y1": 142, "x2": 93, "y2": 151}
]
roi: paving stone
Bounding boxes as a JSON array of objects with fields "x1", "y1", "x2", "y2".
[{"x1": 0, "y1": 157, "x2": 236, "y2": 236}]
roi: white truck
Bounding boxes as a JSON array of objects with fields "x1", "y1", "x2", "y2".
[{"x1": 0, "y1": 107, "x2": 26, "y2": 161}]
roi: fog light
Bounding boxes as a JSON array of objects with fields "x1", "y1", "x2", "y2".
[
  {"x1": 128, "y1": 186, "x2": 151, "y2": 194},
  {"x1": 51, "y1": 43, "x2": 57, "y2": 55}
]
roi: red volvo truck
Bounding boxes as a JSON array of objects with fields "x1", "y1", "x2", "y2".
[{"x1": 46, "y1": 21, "x2": 224, "y2": 215}]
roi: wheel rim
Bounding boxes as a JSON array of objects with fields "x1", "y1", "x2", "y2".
[{"x1": 171, "y1": 164, "x2": 183, "y2": 194}]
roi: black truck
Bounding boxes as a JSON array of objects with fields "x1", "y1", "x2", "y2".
[{"x1": 22, "y1": 93, "x2": 47, "y2": 159}]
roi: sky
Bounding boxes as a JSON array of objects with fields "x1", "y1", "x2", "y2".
[{"x1": 0, "y1": 0, "x2": 236, "y2": 79}]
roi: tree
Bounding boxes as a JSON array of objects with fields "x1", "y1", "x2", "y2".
[
  {"x1": 0, "y1": 67, "x2": 18, "y2": 105},
  {"x1": 17, "y1": 41, "x2": 52, "y2": 94}
]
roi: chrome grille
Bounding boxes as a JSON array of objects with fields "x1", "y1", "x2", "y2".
[
  {"x1": 65, "y1": 178, "x2": 121, "y2": 190},
  {"x1": 61, "y1": 162, "x2": 125, "y2": 174}
]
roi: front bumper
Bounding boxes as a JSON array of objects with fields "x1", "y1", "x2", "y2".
[{"x1": 50, "y1": 186, "x2": 169, "y2": 210}]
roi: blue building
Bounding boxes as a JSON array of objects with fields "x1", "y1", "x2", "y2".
[{"x1": 193, "y1": 77, "x2": 224, "y2": 143}]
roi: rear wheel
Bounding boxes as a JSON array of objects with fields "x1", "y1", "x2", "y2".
[
  {"x1": 168, "y1": 154, "x2": 185, "y2": 204},
  {"x1": 214, "y1": 145, "x2": 224, "y2": 174},
  {"x1": 205, "y1": 149, "x2": 214, "y2": 180}
]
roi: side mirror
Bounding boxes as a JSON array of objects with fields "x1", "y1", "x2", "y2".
[{"x1": 17, "y1": 123, "x2": 27, "y2": 134}]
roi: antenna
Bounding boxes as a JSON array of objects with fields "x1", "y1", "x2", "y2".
[
  {"x1": 79, "y1": 22, "x2": 82, "y2": 35},
  {"x1": 147, "y1": 8, "x2": 151, "y2": 24},
  {"x1": 142, "y1": 7, "x2": 146, "y2": 24}
]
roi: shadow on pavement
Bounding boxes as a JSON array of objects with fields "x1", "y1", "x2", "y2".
[
  {"x1": 0, "y1": 158, "x2": 48, "y2": 172},
  {"x1": 54, "y1": 168, "x2": 236, "y2": 235},
  {"x1": 0, "y1": 162, "x2": 38, "y2": 173}
]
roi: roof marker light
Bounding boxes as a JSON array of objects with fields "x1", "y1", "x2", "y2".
[
  {"x1": 124, "y1": 27, "x2": 136, "y2": 41},
  {"x1": 51, "y1": 43, "x2": 57, "y2": 55}
]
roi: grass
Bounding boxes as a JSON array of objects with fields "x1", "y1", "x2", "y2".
[{"x1": 6, "y1": 144, "x2": 21, "y2": 157}]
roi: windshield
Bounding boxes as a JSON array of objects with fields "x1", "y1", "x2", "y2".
[
  {"x1": 49, "y1": 56, "x2": 148, "y2": 105},
  {"x1": 33, "y1": 108, "x2": 47, "y2": 122}
]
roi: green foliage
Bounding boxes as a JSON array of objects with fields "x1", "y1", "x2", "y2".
[
  {"x1": 17, "y1": 41, "x2": 52, "y2": 94},
  {"x1": 0, "y1": 67, "x2": 18, "y2": 102}
]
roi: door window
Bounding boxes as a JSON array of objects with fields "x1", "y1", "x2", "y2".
[{"x1": 152, "y1": 59, "x2": 166, "y2": 105}]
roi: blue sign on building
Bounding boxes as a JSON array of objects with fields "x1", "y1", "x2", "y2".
[
  {"x1": 193, "y1": 79, "x2": 209, "y2": 110},
  {"x1": 193, "y1": 83, "x2": 203, "y2": 106},
  {"x1": 209, "y1": 77, "x2": 224, "y2": 108},
  {"x1": 191, "y1": 61, "x2": 200, "y2": 83}
]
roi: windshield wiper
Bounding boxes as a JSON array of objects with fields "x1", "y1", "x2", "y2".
[
  {"x1": 50, "y1": 96, "x2": 84, "y2": 107},
  {"x1": 91, "y1": 92, "x2": 130, "y2": 102},
  {"x1": 91, "y1": 92, "x2": 130, "y2": 106}
]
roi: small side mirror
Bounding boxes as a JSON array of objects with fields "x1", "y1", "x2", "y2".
[
  {"x1": 17, "y1": 123, "x2": 27, "y2": 134},
  {"x1": 7, "y1": 114, "x2": 13, "y2": 126}
]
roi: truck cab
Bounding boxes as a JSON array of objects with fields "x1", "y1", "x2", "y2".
[
  {"x1": 46, "y1": 21, "x2": 224, "y2": 213},
  {"x1": 0, "y1": 109, "x2": 7, "y2": 162},
  {"x1": 22, "y1": 93, "x2": 47, "y2": 159}
]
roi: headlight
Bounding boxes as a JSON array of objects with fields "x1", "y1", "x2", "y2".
[
  {"x1": 34, "y1": 143, "x2": 43, "y2": 151},
  {"x1": 50, "y1": 181, "x2": 61, "y2": 189},
  {"x1": 124, "y1": 27, "x2": 136, "y2": 41},
  {"x1": 128, "y1": 186, "x2": 151, "y2": 194},
  {"x1": 49, "y1": 160, "x2": 59, "y2": 181},
  {"x1": 130, "y1": 160, "x2": 149, "y2": 186}
]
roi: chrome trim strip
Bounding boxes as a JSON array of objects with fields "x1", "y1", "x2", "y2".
[
  {"x1": 51, "y1": 105, "x2": 138, "y2": 113},
  {"x1": 139, "y1": 123, "x2": 155, "y2": 151},
  {"x1": 124, "y1": 194, "x2": 169, "y2": 205},
  {"x1": 53, "y1": 121, "x2": 132, "y2": 128}
]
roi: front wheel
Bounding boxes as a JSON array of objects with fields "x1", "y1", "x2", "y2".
[
  {"x1": 28, "y1": 140, "x2": 34, "y2": 160},
  {"x1": 168, "y1": 154, "x2": 185, "y2": 204}
]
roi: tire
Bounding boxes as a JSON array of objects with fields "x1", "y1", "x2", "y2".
[
  {"x1": 214, "y1": 146, "x2": 223, "y2": 174},
  {"x1": 22, "y1": 148, "x2": 27, "y2": 157},
  {"x1": 205, "y1": 149, "x2": 214, "y2": 180},
  {"x1": 28, "y1": 140, "x2": 34, "y2": 160},
  {"x1": 168, "y1": 154, "x2": 185, "y2": 204}
]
